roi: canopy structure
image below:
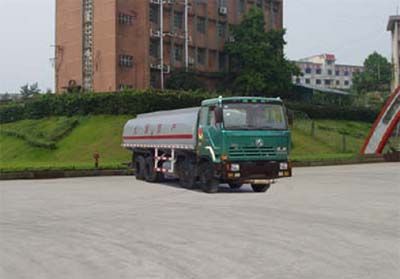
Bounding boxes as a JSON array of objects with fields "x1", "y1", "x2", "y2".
[{"x1": 361, "y1": 87, "x2": 400, "y2": 154}]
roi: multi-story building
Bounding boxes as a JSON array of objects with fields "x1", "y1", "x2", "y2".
[
  {"x1": 387, "y1": 15, "x2": 400, "y2": 90},
  {"x1": 55, "y1": 0, "x2": 283, "y2": 93},
  {"x1": 292, "y1": 54, "x2": 363, "y2": 91}
]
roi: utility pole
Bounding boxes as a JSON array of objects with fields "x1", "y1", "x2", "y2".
[
  {"x1": 184, "y1": 0, "x2": 189, "y2": 72},
  {"x1": 160, "y1": 0, "x2": 164, "y2": 90}
]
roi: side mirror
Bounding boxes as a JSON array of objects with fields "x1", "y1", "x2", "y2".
[{"x1": 215, "y1": 107, "x2": 223, "y2": 124}]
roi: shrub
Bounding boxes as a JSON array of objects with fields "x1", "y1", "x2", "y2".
[
  {"x1": 286, "y1": 102, "x2": 379, "y2": 123},
  {"x1": 0, "y1": 90, "x2": 379, "y2": 124},
  {"x1": 0, "y1": 117, "x2": 80, "y2": 149}
]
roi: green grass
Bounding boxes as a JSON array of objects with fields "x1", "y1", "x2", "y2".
[
  {"x1": 0, "y1": 116, "x2": 372, "y2": 171},
  {"x1": 0, "y1": 115, "x2": 133, "y2": 171},
  {"x1": 291, "y1": 119, "x2": 371, "y2": 161},
  {"x1": 0, "y1": 117, "x2": 80, "y2": 149}
]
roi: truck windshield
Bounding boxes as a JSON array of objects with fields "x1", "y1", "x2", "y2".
[{"x1": 223, "y1": 103, "x2": 287, "y2": 130}]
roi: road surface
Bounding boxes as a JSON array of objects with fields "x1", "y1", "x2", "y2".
[{"x1": 1, "y1": 163, "x2": 399, "y2": 279}]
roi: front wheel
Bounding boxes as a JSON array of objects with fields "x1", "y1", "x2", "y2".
[
  {"x1": 199, "y1": 162, "x2": 219, "y2": 194},
  {"x1": 251, "y1": 184, "x2": 271, "y2": 193}
]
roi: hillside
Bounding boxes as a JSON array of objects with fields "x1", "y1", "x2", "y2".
[
  {"x1": 0, "y1": 115, "x2": 133, "y2": 171},
  {"x1": 0, "y1": 116, "x2": 371, "y2": 171}
]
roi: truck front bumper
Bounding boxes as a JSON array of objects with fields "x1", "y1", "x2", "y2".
[{"x1": 220, "y1": 161, "x2": 292, "y2": 183}]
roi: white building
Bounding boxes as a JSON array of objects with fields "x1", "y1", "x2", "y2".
[
  {"x1": 387, "y1": 16, "x2": 400, "y2": 90},
  {"x1": 293, "y1": 54, "x2": 363, "y2": 90}
]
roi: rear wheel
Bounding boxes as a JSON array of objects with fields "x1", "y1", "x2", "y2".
[
  {"x1": 251, "y1": 184, "x2": 271, "y2": 193},
  {"x1": 199, "y1": 162, "x2": 219, "y2": 194},
  {"x1": 144, "y1": 156, "x2": 160, "y2": 183},
  {"x1": 135, "y1": 155, "x2": 145, "y2": 180},
  {"x1": 228, "y1": 182, "x2": 243, "y2": 189},
  {"x1": 179, "y1": 159, "x2": 197, "y2": 189}
]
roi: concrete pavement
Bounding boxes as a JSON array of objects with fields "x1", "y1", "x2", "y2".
[{"x1": 0, "y1": 163, "x2": 399, "y2": 279}]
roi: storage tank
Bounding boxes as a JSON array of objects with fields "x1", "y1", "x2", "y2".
[{"x1": 122, "y1": 107, "x2": 200, "y2": 150}]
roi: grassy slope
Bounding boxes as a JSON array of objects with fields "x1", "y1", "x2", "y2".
[
  {"x1": 0, "y1": 115, "x2": 132, "y2": 170},
  {"x1": 0, "y1": 116, "x2": 372, "y2": 171},
  {"x1": 291, "y1": 119, "x2": 371, "y2": 161}
]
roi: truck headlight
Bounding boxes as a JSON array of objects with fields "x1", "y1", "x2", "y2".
[
  {"x1": 277, "y1": 147, "x2": 287, "y2": 152},
  {"x1": 280, "y1": 162, "x2": 288, "y2": 170},
  {"x1": 230, "y1": 164, "x2": 240, "y2": 172}
]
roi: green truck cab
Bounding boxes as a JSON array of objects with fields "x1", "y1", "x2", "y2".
[{"x1": 196, "y1": 97, "x2": 292, "y2": 192}]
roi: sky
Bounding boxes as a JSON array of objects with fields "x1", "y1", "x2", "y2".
[{"x1": 0, "y1": 0, "x2": 398, "y2": 93}]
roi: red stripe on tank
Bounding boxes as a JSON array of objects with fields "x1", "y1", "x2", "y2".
[{"x1": 123, "y1": 134, "x2": 193, "y2": 140}]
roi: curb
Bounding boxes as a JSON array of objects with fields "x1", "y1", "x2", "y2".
[
  {"x1": 0, "y1": 157, "x2": 388, "y2": 181},
  {"x1": 0, "y1": 169, "x2": 135, "y2": 180},
  {"x1": 292, "y1": 157, "x2": 386, "y2": 167}
]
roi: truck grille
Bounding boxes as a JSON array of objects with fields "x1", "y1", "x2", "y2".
[{"x1": 229, "y1": 146, "x2": 276, "y2": 159}]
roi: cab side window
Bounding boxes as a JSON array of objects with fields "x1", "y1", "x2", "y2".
[
  {"x1": 199, "y1": 107, "x2": 208, "y2": 126},
  {"x1": 208, "y1": 106, "x2": 216, "y2": 126}
]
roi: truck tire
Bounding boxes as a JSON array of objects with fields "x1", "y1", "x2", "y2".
[
  {"x1": 199, "y1": 162, "x2": 219, "y2": 194},
  {"x1": 135, "y1": 155, "x2": 145, "y2": 180},
  {"x1": 179, "y1": 160, "x2": 196, "y2": 189},
  {"x1": 228, "y1": 182, "x2": 243, "y2": 189},
  {"x1": 251, "y1": 184, "x2": 271, "y2": 193},
  {"x1": 144, "y1": 156, "x2": 159, "y2": 183}
]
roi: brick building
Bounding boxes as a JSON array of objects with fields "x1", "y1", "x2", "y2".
[{"x1": 55, "y1": 0, "x2": 283, "y2": 93}]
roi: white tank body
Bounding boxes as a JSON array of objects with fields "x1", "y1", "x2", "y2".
[{"x1": 122, "y1": 107, "x2": 200, "y2": 150}]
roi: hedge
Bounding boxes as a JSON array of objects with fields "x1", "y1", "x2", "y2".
[
  {"x1": 0, "y1": 90, "x2": 379, "y2": 124},
  {"x1": 286, "y1": 102, "x2": 379, "y2": 123}
]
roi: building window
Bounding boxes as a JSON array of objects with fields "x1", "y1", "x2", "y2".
[
  {"x1": 174, "y1": 45, "x2": 183, "y2": 61},
  {"x1": 336, "y1": 80, "x2": 340, "y2": 86},
  {"x1": 197, "y1": 48, "x2": 206, "y2": 65},
  {"x1": 174, "y1": 12, "x2": 183, "y2": 30},
  {"x1": 305, "y1": 68, "x2": 312, "y2": 74},
  {"x1": 344, "y1": 80, "x2": 350, "y2": 86},
  {"x1": 197, "y1": 17, "x2": 206, "y2": 33},
  {"x1": 296, "y1": 78, "x2": 301, "y2": 84},
  {"x1": 119, "y1": 55, "x2": 133, "y2": 68},
  {"x1": 219, "y1": 52, "x2": 226, "y2": 71},
  {"x1": 150, "y1": 40, "x2": 159, "y2": 58},
  {"x1": 344, "y1": 71, "x2": 349, "y2": 76},
  {"x1": 256, "y1": 0, "x2": 263, "y2": 8},
  {"x1": 325, "y1": 80, "x2": 331, "y2": 85},
  {"x1": 118, "y1": 13, "x2": 133, "y2": 25},
  {"x1": 150, "y1": 71, "x2": 159, "y2": 88},
  {"x1": 238, "y1": 0, "x2": 246, "y2": 15},
  {"x1": 316, "y1": 79, "x2": 321, "y2": 85},
  {"x1": 217, "y1": 22, "x2": 226, "y2": 37},
  {"x1": 273, "y1": 2, "x2": 280, "y2": 12},
  {"x1": 305, "y1": 79, "x2": 310, "y2": 84},
  {"x1": 316, "y1": 68, "x2": 322, "y2": 75},
  {"x1": 118, "y1": 84, "x2": 133, "y2": 91},
  {"x1": 150, "y1": 5, "x2": 159, "y2": 24},
  {"x1": 335, "y1": 70, "x2": 340, "y2": 76},
  {"x1": 328, "y1": 70, "x2": 332, "y2": 75}
]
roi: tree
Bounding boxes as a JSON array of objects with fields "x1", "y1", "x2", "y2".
[
  {"x1": 166, "y1": 70, "x2": 206, "y2": 91},
  {"x1": 20, "y1": 82, "x2": 41, "y2": 98},
  {"x1": 224, "y1": 7, "x2": 299, "y2": 96},
  {"x1": 353, "y1": 52, "x2": 392, "y2": 94}
]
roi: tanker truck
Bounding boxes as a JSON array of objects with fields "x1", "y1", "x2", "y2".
[{"x1": 122, "y1": 96, "x2": 292, "y2": 193}]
